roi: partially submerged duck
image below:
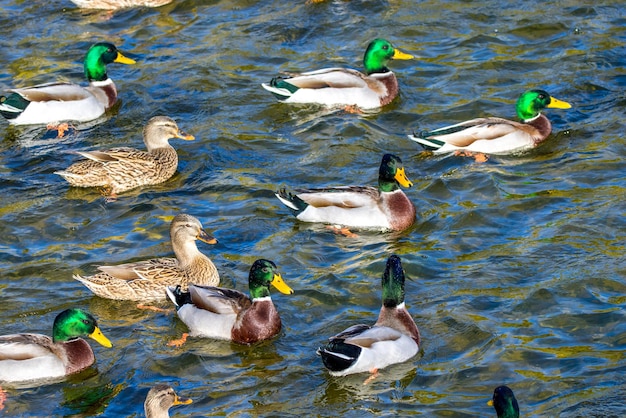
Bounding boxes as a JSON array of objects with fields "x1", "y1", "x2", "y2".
[
  {"x1": 275, "y1": 154, "x2": 416, "y2": 232},
  {"x1": 317, "y1": 255, "x2": 420, "y2": 377},
  {"x1": 55, "y1": 116, "x2": 194, "y2": 197},
  {"x1": 166, "y1": 259, "x2": 294, "y2": 345},
  {"x1": 73, "y1": 214, "x2": 219, "y2": 301},
  {"x1": 408, "y1": 89, "x2": 571, "y2": 155},
  {"x1": 0, "y1": 42, "x2": 135, "y2": 125},
  {"x1": 262, "y1": 38, "x2": 413, "y2": 110},
  {"x1": 0, "y1": 309, "x2": 112, "y2": 385},
  {"x1": 489, "y1": 385, "x2": 520, "y2": 418},
  {"x1": 144, "y1": 384, "x2": 192, "y2": 418},
  {"x1": 70, "y1": 0, "x2": 173, "y2": 10}
]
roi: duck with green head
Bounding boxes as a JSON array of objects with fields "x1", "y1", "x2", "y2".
[
  {"x1": 166, "y1": 259, "x2": 294, "y2": 345},
  {"x1": 0, "y1": 309, "x2": 112, "y2": 384},
  {"x1": 408, "y1": 89, "x2": 572, "y2": 155},
  {"x1": 317, "y1": 255, "x2": 420, "y2": 376},
  {"x1": 488, "y1": 385, "x2": 520, "y2": 418},
  {"x1": 275, "y1": 153, "x2": 416, "y2": 232},
  {"x1": 0, "y1": 42, "x2": 135, "y2": 125},
  {"x1": 262, "y1": 38, "x2": 413, "y2": 110}
]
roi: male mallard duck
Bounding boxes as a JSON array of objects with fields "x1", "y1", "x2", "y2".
[
  {"x1": 488, "y1": 385, "x2": 520, "y2": 418},
  {"x1": 408, "y1": 89, "x2": 572, "y2": 155},
  {"x1": 54, "y1": 116, "x2": 194, "y2": 197},
  {"x1": 73, "y1": 214, "x2": 219, "y2": 301},
  {"x1": 0, "y1": 42, "x2": 135, "y2": 125},
  {"x1": 0, "y1": 309, "x2": 112, "y2": 384},
  {"x1": 144, "y1": 384, "x2": 192, "y2": 418},
  {"x1": 261, "y1": 38, "x2": 413, "y2": 110},
  {"x1": 70, "y1": 0, "x2": 173, "y2": 10},
  {"x1": 317, "y1": 255, "x2": 420, "y2": 376},
  {"x1": 166, "y1": 259, "x2": 294, "y2": 345},
  {"x1": 275, "y1": 153, "x2": 416, "y2": 232}
]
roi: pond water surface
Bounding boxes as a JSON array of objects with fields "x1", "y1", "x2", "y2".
[{"x1": 0, "y1": 0, "x2": 624, "y2": 417}]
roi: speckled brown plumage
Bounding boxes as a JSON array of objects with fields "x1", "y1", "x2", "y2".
[{"x1": 55, "y1": 116, "x2": 194, "y2": 195}]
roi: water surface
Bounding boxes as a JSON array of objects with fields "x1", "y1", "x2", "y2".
[{"x1": 0, "y1": 0, "x2": 624, "y2": 416}]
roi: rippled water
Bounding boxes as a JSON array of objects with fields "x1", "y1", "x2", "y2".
[{"x1": 0, "y1": 0, "x2": 624, "y2": 416}]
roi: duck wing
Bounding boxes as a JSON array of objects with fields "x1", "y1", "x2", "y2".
[
  {"x1": 10, "y1": 82, "x2": 93, "y2": 102},
  {"x1": 282, "y1": 68, "x2": 368, "y2": 89},
  {"x1": 331, "y1": 324, "x2": 403, "y2": 348},
  {"x1": 420, "y1": 117, "x2": 535, "y2": 147},
  {"x1": 295, "y1": 186, "x2": 380, "y2": 209},
  {"x1": 0, "y1": 333, "x2": 55, "y2": 360},
  {"x1": 97, "y1": 257, "x2": 178, "y2": 279},
  {"x1": 188, "y1": 284, "x2": 252, "y2": 315}
]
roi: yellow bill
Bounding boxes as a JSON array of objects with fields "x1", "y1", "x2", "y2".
[
  {"x1": 392, "y1": 48, "x2": 414, "y2": 60},
  {"x1": 89, "y1": 326, "x2": 113, "y2": 348},
  {"x1": 548, "y1": 96, "x2": 572, "y2": 109},
  {"x1": 271, "y1": 273, "x2": 294, "y2": 295},
  {"x1": 114, "y1": 51, "x2": 136, "y2": 65},
  {"x1": 394, "y1": 167, "x2": 413, "y2": 188}
]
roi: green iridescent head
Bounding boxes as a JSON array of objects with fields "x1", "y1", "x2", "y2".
[
  {"x1": 363, "y1": 38, "x2": 413, "y2": 74},
  {"x1": 248, "y1": 259, "x2": 294, "y2": 299},
  {"x1": 515, "y1": 89, "x2": 571, "y2": 121},
  {"x1": 488, "y1": 385, "x2": 520, "y2": 418},
  {"x1": 52, "y1": 308, "x2": 112, "y2": 348},
  {"x1": 84, "y1": 42, "x2": 136, "y2": 82},
  {"x1": 381, "y1": 255, "x2": 406, "y2": 308},
  {"x1": 378, "y1": 153, "x2": 413, "y2": 193}
]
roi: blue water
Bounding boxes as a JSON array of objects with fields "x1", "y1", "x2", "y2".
[{"x1": 0, "y1": 0, "x2": 624, "y2": 416}]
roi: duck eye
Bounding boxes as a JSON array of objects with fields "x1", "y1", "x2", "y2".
[{"x1": 83, "y1": 319, "x2": 90, "y2": 325}]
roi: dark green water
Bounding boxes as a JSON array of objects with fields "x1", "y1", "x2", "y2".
[{"x1": 0, "y1": 0, "x2": 624, "y2": 416}]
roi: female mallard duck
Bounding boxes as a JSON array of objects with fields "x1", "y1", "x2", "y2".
[
  {"x1": 70, "y1": 0, "x2": 173, "y2": 10},
  {"x1": 261, "y1": 38, "x2": 413, "y2": 110},
  {"x1": 0, "y1": 309, "x2": 112, "y2": 384},
  {"x1": 488, "y1": 386, "x2": 520, "y2": 418},
  {"x1": 0, "y1": 42, "x2": 135, "y2": 125},
  {"x1": 408, "y1": 89, "x2": 572, "y2": 155},
  {"x1": 275, "y1": 153, "x2": 416, "y2": 232},
  {"x1": 317, "y1": 255, "x2": 420, "y2": 376},
  {"x1": 54, "y1": 116, "x2": 194, "y2": 197},
  {"x1": 73, "y1": 214, "x2": 219, "y2": 301},
  {"x1": 166, "y1": 259, "x2": 294, "y2": 345},
  {"x1": 144, "y1": 384, "x2": 192, "y2": 418}
]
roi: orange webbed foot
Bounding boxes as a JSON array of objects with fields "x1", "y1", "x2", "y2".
[
  {"x1": 46, "y1": 122, "x2": 75, "y2": 138},
  {"x1": 454, "y1": 150, "x2": 489, "y2": 163},
  {"x1": 167, "y1": 333, "x2": 189, "y2": 348},
  {"x1": 363, "y1": 368, "x2": 379, "y2": 385},
  {"x1": 0, "y1": 386, "x2": 7, "y2": 411},
  {"x1": 343, "y1": 104, "x2": 363, "y2": 114},
  {"x1": 326, "y1": 225, "x2": 359, "y2": 238}
]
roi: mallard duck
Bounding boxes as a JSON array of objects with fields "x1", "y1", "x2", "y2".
[
  {"x1": 166, "y1": 259, "x2": 294, "y2": 345},
  {"x1": 275, "y1": 153, "x2": 416, "y2": 232},
  {"x1": 408, "y1": 89, "x2": 572, "y2": 155},
  {"x1": 0, "y1": 309, "x2": 112, "y2": 384},
  {"x1": 317, "y1": 255, "x2": 420, "y2": 376},
  {"x1": 54, "y1": 116, "x2": 194, "y2": 196},
  {"x1": 144, "y1": 384, "x2": 192, "y2": 418},
  {"x1": 0, "y1": 42, "x2": 135, "y2": 125},
  {"x1": 73, "y1": 214, "x2": 219, "y2": 301},
  {"x1": 70, "y1": 0, "x2": 173, "y2": 10},
  {"x1": 488, "y1": 385, "x2": 520, "y2": 418},
  {"x1": 261, "y1": 38, "x2": 413, "y2": 110}
]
